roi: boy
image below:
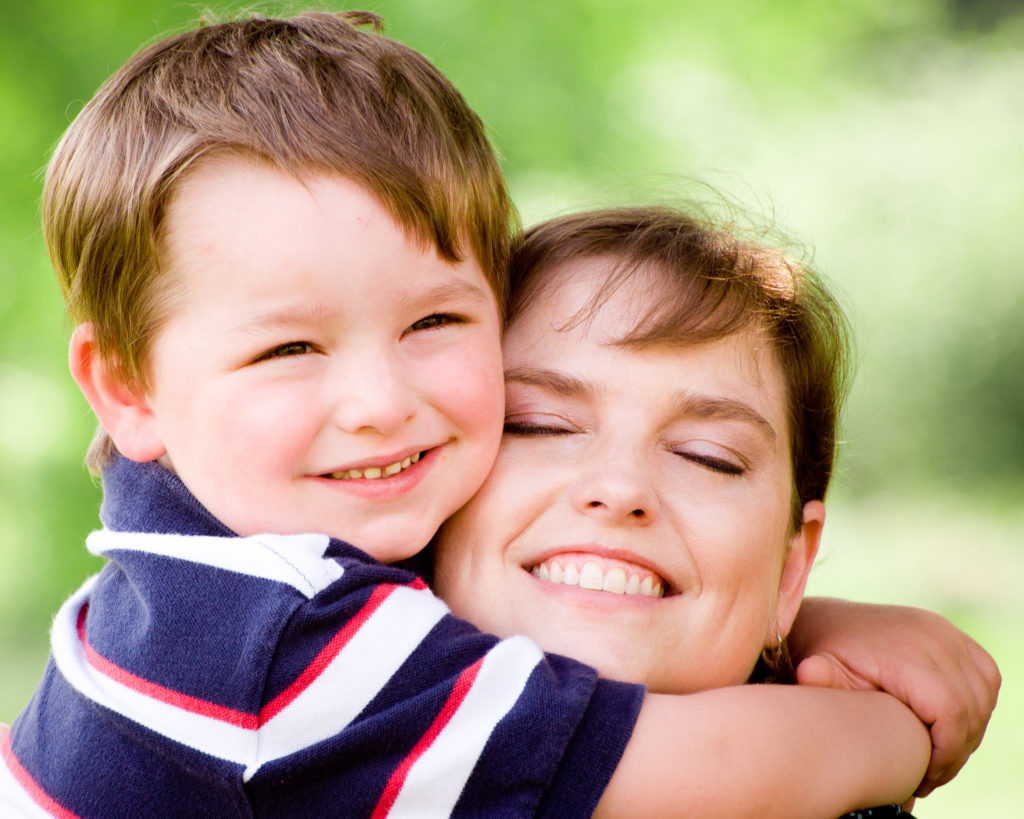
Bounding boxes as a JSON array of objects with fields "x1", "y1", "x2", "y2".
[{"x1": 0, "y1": 10, "x2": 988, "y2": 818}]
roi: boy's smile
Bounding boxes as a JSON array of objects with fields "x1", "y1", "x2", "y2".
[{"x1": 133, "y1": 155, "x2": 505, "y2": 562}]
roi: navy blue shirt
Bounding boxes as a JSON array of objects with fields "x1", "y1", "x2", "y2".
[{"x1": 2, "y1": 455, "x2": 643, "y2": 817}]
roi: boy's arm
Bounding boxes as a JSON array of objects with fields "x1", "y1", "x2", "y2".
[
  {"x1": 789, "y1": 596, "x2": 1001, "y2": 795},
  {"x1": 595, "y1": 685, "x2": 929, "y2": 819}
]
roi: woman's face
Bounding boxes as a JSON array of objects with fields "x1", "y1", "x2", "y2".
[{"x1": 433, "y1": 257, "x2": 823, "y2": 693}]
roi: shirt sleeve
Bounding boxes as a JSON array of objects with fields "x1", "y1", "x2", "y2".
[{"x1": 246, "y1": 553, "x2": 645, "y2": 817}]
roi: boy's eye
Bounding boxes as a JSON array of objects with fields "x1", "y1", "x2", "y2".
[
  {"x1": 256, "y1": 341, "x2": 316, "y2": 361},
  {"x1": 407, "y1": 313, "x2": 463, "y2": 333}
]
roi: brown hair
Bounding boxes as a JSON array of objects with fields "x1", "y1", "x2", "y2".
[
  {"x1": 44, "y1": 10, "x2": 515, "y2": 467},
  {"x1": 509, "y1": 206, "x2": 853, "y2": 533}
]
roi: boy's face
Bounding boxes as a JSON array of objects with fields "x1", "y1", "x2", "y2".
[
  {"x1": 434, "y1": 258, "x2": 818, "y2": 693},
  {"x1": 139, "y1": 156, "x2": 504, "y2": 562}
]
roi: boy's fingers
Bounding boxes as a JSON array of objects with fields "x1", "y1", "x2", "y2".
[
  {"x1": 917, "y1": 706, "x2": 969, "y2": 794},
  {"x1": 793, "y1": 655, "x2": 835, "y2": 688},
  {"x1": 967, "y1": 638, "x2": 1002, "y2": 719},
  {"x1": 917, "y1": 640, "x2": 1000, "y2": 796}
]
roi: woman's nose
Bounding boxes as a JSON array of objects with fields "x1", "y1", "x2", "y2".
[
  {"x1": 330, "y1": 353, "x2": 416, "y2": 435},
  {"x1": 569, "y1": 451, "x2": 660, "y2": 525}
]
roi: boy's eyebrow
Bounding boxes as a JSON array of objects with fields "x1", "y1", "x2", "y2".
[
  {"x1": 231, "y1": 304, "x2": 336, "y2": 334},
  {"x1": 394, "y1": 279, "x2": 494, "y2": 310}
]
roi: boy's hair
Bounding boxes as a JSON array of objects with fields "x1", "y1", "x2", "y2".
[
  {"x1": 508, "y1": 206, "x2": 853, "y2": 533},
  {"x1": 44, "y1": 10, "x2": 515, "y2": 468}
]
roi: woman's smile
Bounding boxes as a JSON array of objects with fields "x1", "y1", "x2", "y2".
[
  {"x1": 527, "y1": 551, "x2": 669, "y2": 598},
  {"x1": 433, "y1": 255, "x2": 817, "y2": 693}
]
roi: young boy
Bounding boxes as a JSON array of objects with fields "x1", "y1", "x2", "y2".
[{"x1": 0, "y1": 10, "x2": 992, "y2": 818}]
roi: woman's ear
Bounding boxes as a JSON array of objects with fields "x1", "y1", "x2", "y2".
[
  {"x1": 775, "y1": 500, "x2": 826, "y2": 638},
  {"x1": 69, "y1": 324, "x2": 166, "y2": 463}
]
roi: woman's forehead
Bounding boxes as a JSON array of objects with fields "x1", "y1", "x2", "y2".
[
  {"x1": 510, "y1": 253, "x2": 766, "y2": 350},
  {"x1": 510, "y1": 255, "x2": 668, "y2": 330}
]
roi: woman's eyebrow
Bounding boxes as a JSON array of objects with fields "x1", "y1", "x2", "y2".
[
  {"x1": 503, "y1": 366, "x2": 598, "y2": 401},
  {"x1": 670, "y1": 392, "x2": 777, "y2": 448}
]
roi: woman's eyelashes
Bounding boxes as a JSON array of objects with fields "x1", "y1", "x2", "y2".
[
  {"x1": 504, "y1": 413, "x2": 748, "y2": 477},
  {"x1": 673, "y1": 447, "x2": 746, "y2": 476},
  {"x1": 503, "y1": 414, "x2": 577, "y2": 436}
]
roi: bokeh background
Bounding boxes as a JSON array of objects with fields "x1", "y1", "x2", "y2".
[{"x1": 1, "y1": 1, "x2": 1020, "y2": 813}]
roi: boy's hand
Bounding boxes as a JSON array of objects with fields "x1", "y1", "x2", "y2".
[{"x1": 789, "y1": 597, "x2": 1001, "y2": 797}]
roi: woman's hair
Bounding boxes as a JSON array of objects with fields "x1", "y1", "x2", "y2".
[{"x1": 509, "y1": 205, "x2": 854, "y2": 534}]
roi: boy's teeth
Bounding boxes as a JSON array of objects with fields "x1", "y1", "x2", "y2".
[
  {"x1": 530, "y1": 559, "x2": 664, "y2": 598},
  {"x1": 327, "y1": 452, "x2": 420, "y2": 480}
]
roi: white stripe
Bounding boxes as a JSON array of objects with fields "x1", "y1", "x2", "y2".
[
  {"x1": 50, "y1": 578, "x2": 256, "y2": 767},
  {"x1": 87, "y1": 530, "x2": 342, "y2": 598},
  {"x1": 387, "y1": 635, "x2": 544, "y2": 818},
  {"x1": 0, "y1": 745, "x2": 54, "y2": 819},
  {"x1": 246, "y1": 584, "x2": 449, "y2": 779}
]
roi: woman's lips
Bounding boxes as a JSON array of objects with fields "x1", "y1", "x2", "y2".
[{"x1": 528, "y1": 552, "x2": 665, "y2": 598}]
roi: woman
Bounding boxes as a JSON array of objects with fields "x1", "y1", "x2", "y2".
[{"x1": 433, "y1": 206, "x2": 997, "y2": 816}]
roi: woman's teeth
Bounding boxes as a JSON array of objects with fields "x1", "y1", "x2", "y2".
[
  {"x1": 529, "y1": 559, "x2": 664, "y2": 598},
  {"x1": 326, "y1": 452, "x2": 421, "y2": 480}
]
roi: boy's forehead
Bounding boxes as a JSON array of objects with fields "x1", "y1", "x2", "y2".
[
  {"x1": 165, "y1": 154, "x2": 493, "y2": 288},
  {"x1": 158, "y1": 158, "x2": 495, "y2": 311},
  {"x1": 163, "y1": 158, "x2": 380, "y2": 258}
]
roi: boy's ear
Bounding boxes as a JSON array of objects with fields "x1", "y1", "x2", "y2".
[
  {"x1": 69, "y1": 324, "x2": 166, "y2": 463},
  {"x1": 775, "y1": 500, "x2": 826, "y2": 639}
]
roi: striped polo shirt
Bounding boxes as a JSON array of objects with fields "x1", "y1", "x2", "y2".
[{"x1": 1, "y1": 455, "x2": 643, "y2": 818}]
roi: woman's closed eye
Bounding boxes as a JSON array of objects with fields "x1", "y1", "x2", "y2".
[
  {"x1": 673, "y1": 447, "x2": 747, "y2": 476},
  {"x1": 503, "y1": 413, "x2": 578, "y2": 436}
]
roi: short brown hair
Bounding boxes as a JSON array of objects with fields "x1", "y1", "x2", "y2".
[
  {"x1": 508, "y1": 206, "x2": 853, "y2": 531},
  {"x1": 44, "y1": 10, "x2": 515, "y2": 466}
]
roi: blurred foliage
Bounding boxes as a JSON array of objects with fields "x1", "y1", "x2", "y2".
[{"x1": 1, "y1": 1, "x2": 1022, "y2": 812}]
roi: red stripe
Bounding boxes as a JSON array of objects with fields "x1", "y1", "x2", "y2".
[
  {"x1": 76, "y1": 605, "x2": 259, "y2": 730},
  {"x1": 1, "y1": 724, "x2": 83, "y2": 818},
  {"x1": 370, "y1": 657, "x2": 485, "y2": 818},
  {"x1": 259, "y1": 584, "x2": 398, "y2": 724}
]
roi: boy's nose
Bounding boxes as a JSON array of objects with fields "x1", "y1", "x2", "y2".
[{"x1": 330, "y1": 355, "x2": 416, "y2": 434}]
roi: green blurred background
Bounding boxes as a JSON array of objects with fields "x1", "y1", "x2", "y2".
[{"x1": 1, "y1": 1, "x2": 1020, "y2": 813}]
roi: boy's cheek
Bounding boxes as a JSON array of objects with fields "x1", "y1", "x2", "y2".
[{"x1": 440, "y1": 343, "x2": 505, "y2": 427}]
